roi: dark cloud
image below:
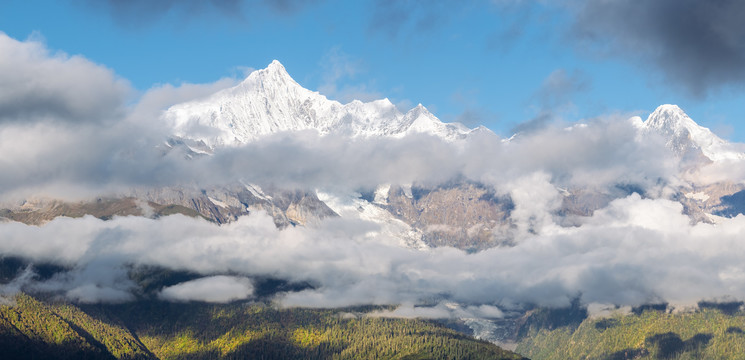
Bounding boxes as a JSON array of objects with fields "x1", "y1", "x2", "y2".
[{"x1": 569, "y1": 0, "x2": 745, "y2": 97}]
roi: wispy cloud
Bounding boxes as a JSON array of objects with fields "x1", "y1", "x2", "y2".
[
  {"x1": 534, "y1": 68, "x2": 589, "y2": 109},
  {"x1": 367, "y1": 0, "x2": 453, "y2": 40},
  {"x1": 317, "y1": 47, "x2": 382, "y2": 103},
  {"x1": 511, "y1": 68, "x2": 590, "y2": 134},
  {"x1": 449, "y1": 88, "x2": 500, "y2": 128},
  {"x1": 75, "y1": 0, "x2": 319, "y2": 27}
]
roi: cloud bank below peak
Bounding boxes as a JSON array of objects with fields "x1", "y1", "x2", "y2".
[{"x1": 5, "y1": 193, "x2": 745, "y2": 309}]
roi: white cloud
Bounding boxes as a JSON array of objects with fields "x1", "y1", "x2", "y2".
[
  {"x1": 0, "y1": 32, "x2": 130, "y2": 123},
  {"x1": 317, "y1": 47, "x2": 382, "y2": 103},
  {"x1": 370, "y1": 302, "x2": 505, "y2": 319},
  {"x1": 159, "y1": 276, "x2": 254, "y2": 303},
  {"x1": 128, "y1": 77, "x2": 238, "y2": 128},
  {"x1": 66, "y1": 284, "x2": 135, "y2": 304}
]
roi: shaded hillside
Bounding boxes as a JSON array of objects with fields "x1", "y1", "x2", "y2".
[{"x1": 0, "y1": 293, "x2": 152, "y2": 360}]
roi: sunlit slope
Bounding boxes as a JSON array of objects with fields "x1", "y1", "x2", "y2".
[
  {"x1": 0, "y1": 293, "x2": 525, "y2": 360},
  {"x1": 516, "y1": 307, "x2": 745, "y2": 360}
]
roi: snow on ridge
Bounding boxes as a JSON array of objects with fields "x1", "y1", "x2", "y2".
[{"x1": 163, "y1": 60, "x2": 481, "y2": 148}]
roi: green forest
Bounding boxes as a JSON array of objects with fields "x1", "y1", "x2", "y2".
[
  {"x1": 0, "y1": 293, "x2": 524, "y2": 360},
  {"x1": 7, "y1": 283, "x2": 745, "y2": 360},
  {"x1": 515, "y1": 302, "x2": 745, "y2": 360}
]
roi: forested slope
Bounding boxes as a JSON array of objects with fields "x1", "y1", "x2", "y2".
[
  {"x1": 0, "y1": 293, "x2": 524, "y2": 360},
  {"x1": 516, "y1": 305, "x2": 745, "y2": 360}
]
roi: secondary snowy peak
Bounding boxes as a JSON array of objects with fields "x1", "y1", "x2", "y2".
[
  {"x1": 163, "y1": 60, "x2": 476, "y2": 148},
  {"x1": 403, "y1": 104, "x2": 470, "y2": 138},
  {"x1": 638, "y1": 104, "x2": 744, "y2": 162}
]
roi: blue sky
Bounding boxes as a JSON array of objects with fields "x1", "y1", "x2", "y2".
[{"x1": 2, "y1": 0, "x2": 745, "y2": 141}]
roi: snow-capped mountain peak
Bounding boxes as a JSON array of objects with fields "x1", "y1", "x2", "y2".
[
  {"x1": 638, "y1": 104, "x2": 744, "y2": 162},
  {"x1": 239, "y1": 59, "x2": 296, "y2": 88},
  {"x1": 645, "y1": 104, "x2": 691, "y2": 129},
  {"x1": 163, "y1": 60, "x2": 479, "y2": 148},
  {"x1": 643, "y1": 104, "x2": 713, "y2": 142},
  {"x1": 265, "y1": 59, "x2": 288, "y2": 73}
]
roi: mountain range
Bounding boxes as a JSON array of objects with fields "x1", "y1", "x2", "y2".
[
  {"x1": 5, "y1": 60, "x2": 745, "y2": 357},
  {"x1": 3, "y1": 60, "x2": 745, "y2": 251}
]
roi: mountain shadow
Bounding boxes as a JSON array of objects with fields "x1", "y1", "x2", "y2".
[
  {"x1": 697, "y1": 300, "x2": 743, "y2": 315},
  {"x1": 645, "y1": 332, "x2": 712, "y2": 359},
  {"x1": 714, "y1": 189, "x2": 745, "y2": 217}
]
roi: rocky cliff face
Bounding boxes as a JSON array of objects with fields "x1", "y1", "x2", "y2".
[
  {"x1": 381, "y1": 182, "x2": 514, "y2": 250},
  {"x1": 131, "y1": 184, "x2": 337, "y2": 227},
  {"x1": 0, "y1": 197, "x2": 201, "y2": 225},
  {"x1": 675, "y1": 182, "x2": 745, "y2": 222},
  {"x1": 0, "y1": 184, "x2": 337, "y2": 229}
]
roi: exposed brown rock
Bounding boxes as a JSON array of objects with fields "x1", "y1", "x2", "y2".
[
  {"x1": 678, "y1": 182, "x2": 745, "y2": 222},
  {"x1": 1, "y1": 184, "x2": 338, "y2": 229},
  {"x1": 383, "y1": 182, "x2": 514, "y2": 250},
  {"x1": 0, "y1": 198, "x2": 201, "y2": 225}
]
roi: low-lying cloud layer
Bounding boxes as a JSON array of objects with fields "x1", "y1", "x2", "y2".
[
  {"x1": 2, "y1": 32, "x2": 745, "y2": 315},
  {"x1": 4, "y1": 194, "x2": 745, "y2": 310}
]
